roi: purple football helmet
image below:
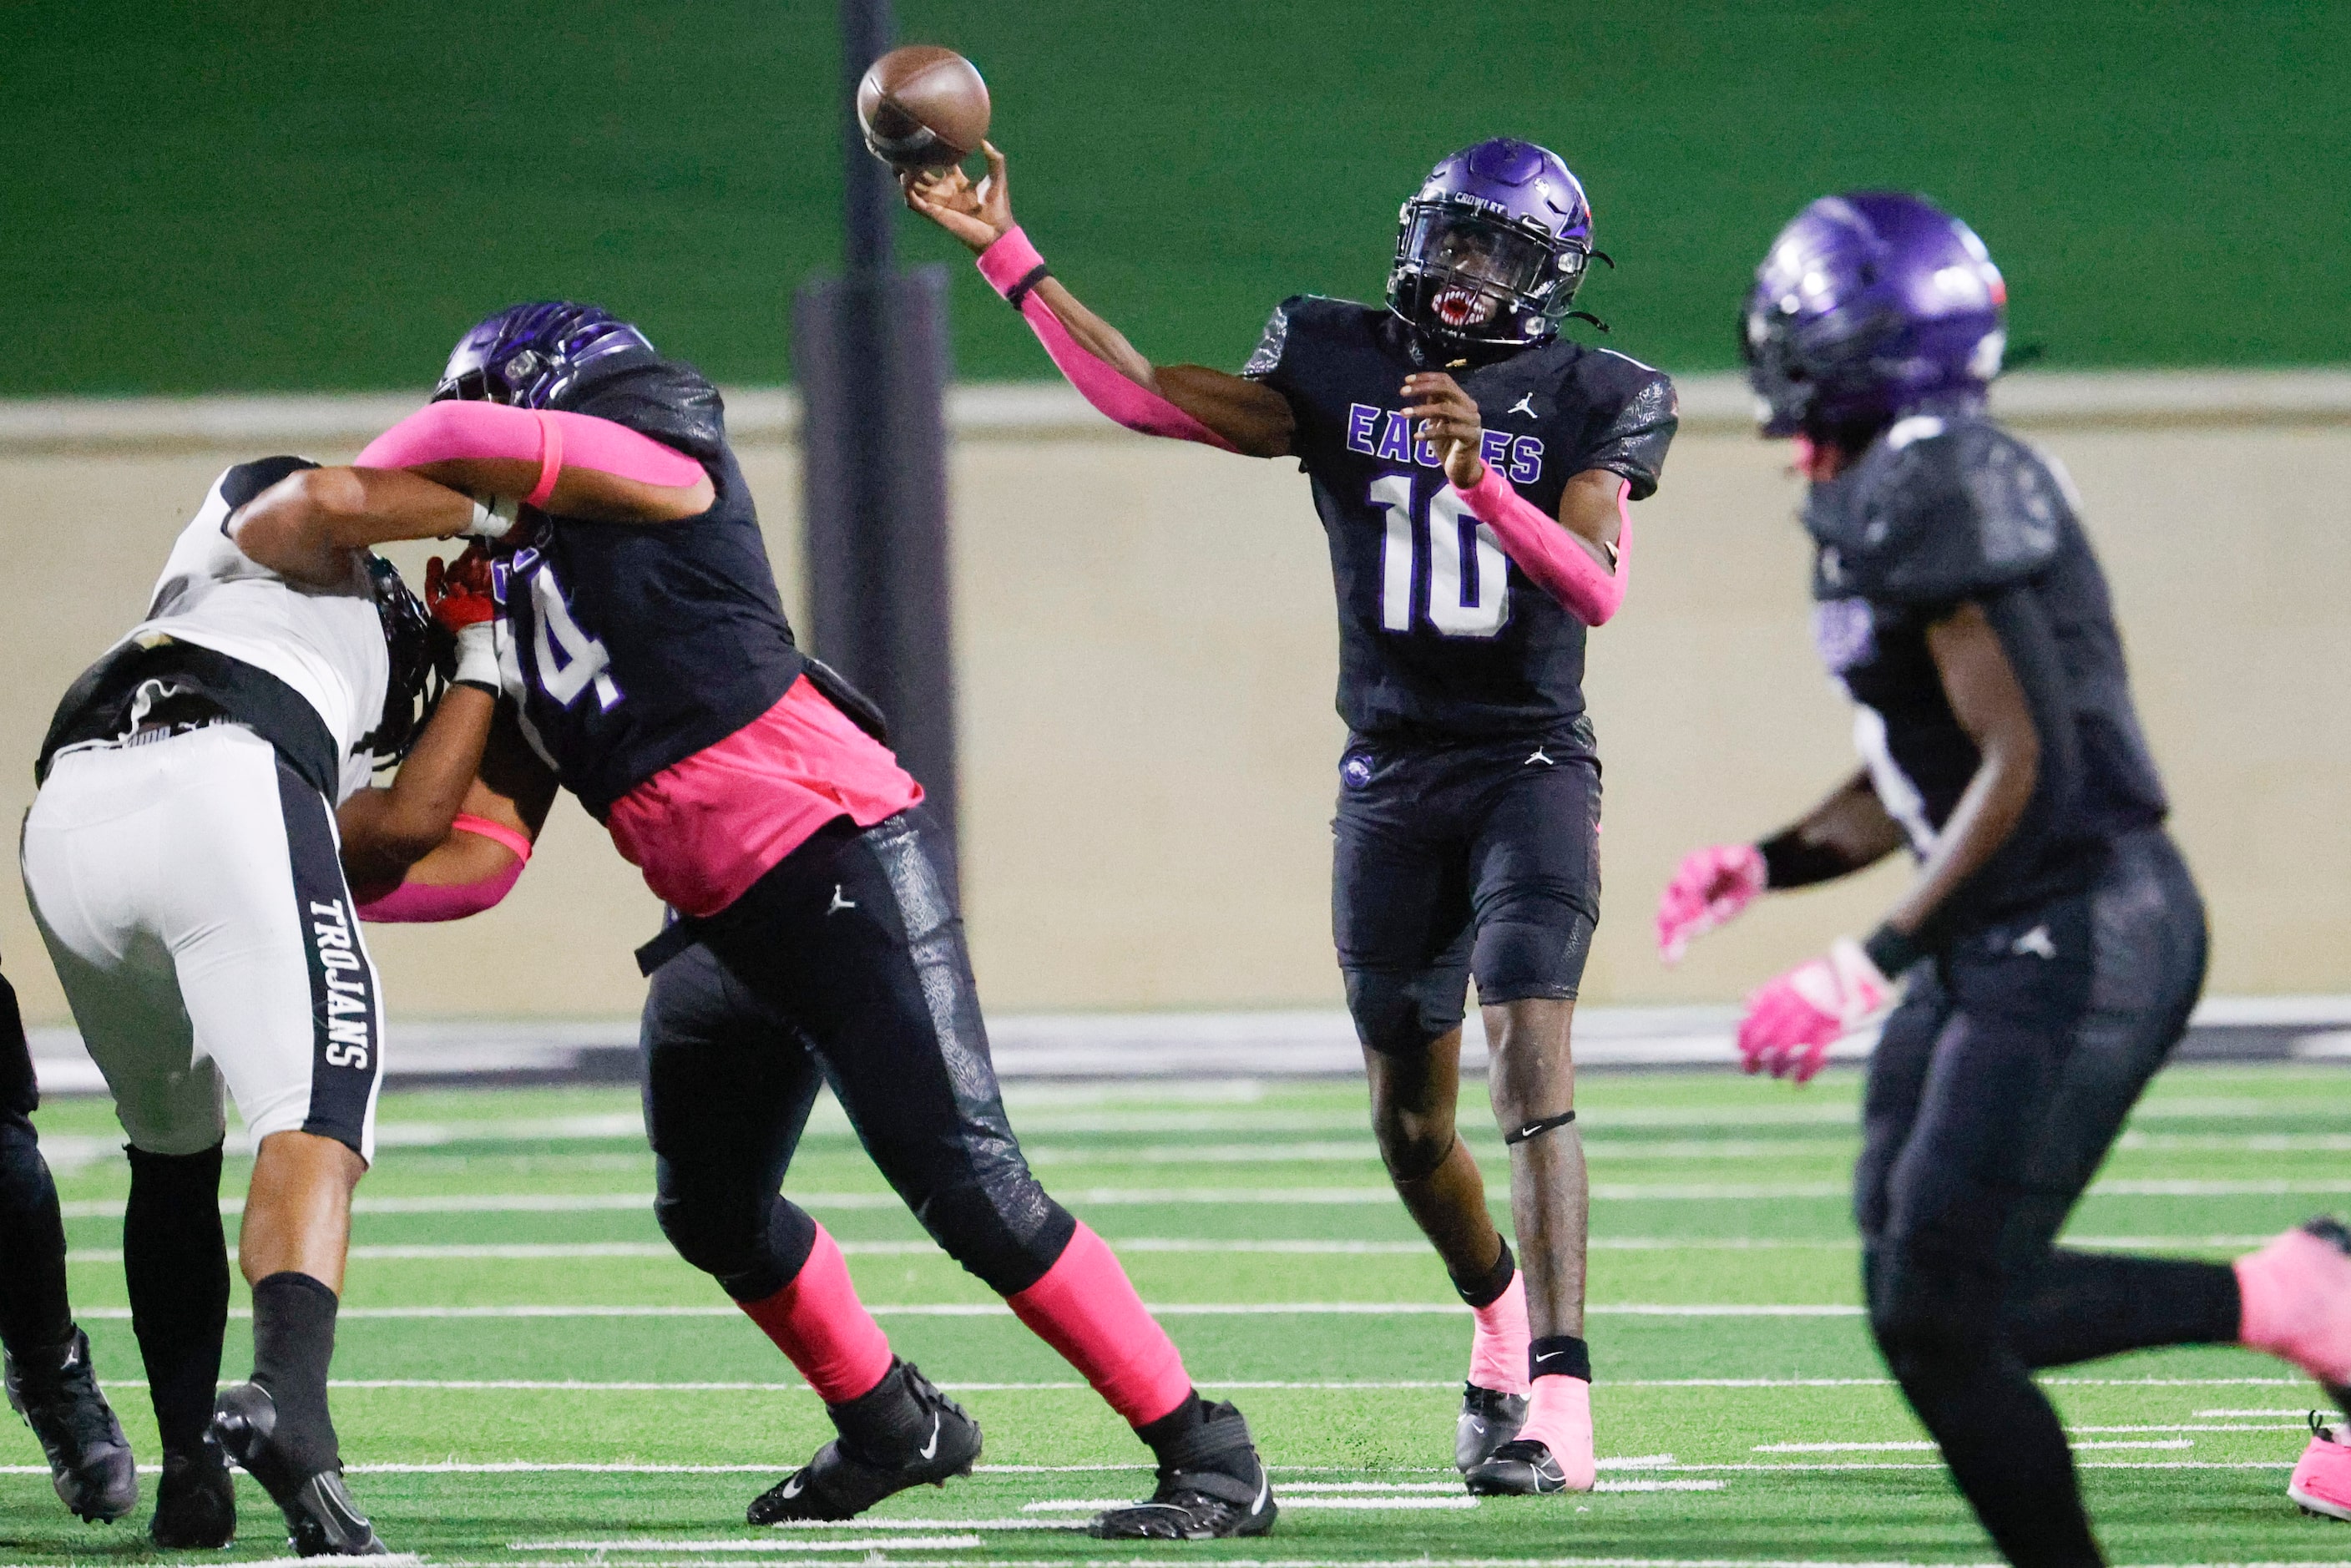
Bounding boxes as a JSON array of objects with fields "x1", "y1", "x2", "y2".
[
  {"x1": 433, "y1": 301, "x2": 659, "y2": 408},
  {"x1": 1388, "y1": 138, "x2": 1597, "y2": 350},
  {"x1": 1742, "y1": 193, "x2": 2008, "y2": 438}
]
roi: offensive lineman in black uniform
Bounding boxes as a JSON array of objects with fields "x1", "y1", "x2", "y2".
[
  {"x1": 906, "y1": 136, "x2": 1676, "y2": 1493},
  {"x1": 1656, "y1": 192, "x2": 2351, "y2": 1565}
]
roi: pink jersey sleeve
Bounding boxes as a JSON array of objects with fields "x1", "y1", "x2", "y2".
[
  {"x1": 354, "y1": 402, "x2": 707, "y2": 498},
  {"x1": 976, "y1": 229, "x2": 1238, "y2": 453},
  {"x1": 1454, "y1": 466, "x2": 1631, "y2": 627}
]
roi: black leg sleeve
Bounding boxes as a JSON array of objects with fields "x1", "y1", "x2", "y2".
[
  {"x1": 0, "y1": 966, "x2": 73, "y2": 1360},
  {"x1": 124, "y1": 1142, "x2": 230, "y2": 1453}
]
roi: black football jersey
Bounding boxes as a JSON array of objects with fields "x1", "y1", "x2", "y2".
[
  {"x1": 492, "y1": 438, "x2": 806, "y2": 818},
  {"x1": 1245, "y1": 297, "x2": 1676, "y2": 742},
  {"x1": 1805, "y1": 409, "x2": 2169, "y2": 933}
]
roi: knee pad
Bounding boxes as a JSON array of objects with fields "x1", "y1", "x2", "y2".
[
  {"x1": 1867, "y1": 1237, "x2": 2002, "y2": 1368},
  {"x1": 655, "y1": 1172, "x2": 818, "y2": 1301},
  {"x1": 1344, "y1": 967, "x2": 1464, "y2": 1058},
  {"x1": 916, "y1": 1169, "x2": 1078, "y2": 1297},
  {"x1": 1469, "y1": 910, "x2": 1594, "y2": 1005}
]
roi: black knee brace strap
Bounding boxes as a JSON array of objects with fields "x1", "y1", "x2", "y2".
[{"x1": 1504, "y1": 1109, "x2": 1576, "y2": 1146}]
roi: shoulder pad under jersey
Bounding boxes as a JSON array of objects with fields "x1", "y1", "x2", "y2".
[
  {"x1": 1807, "y1": 416, "x2": 2068, "y2": 603},
  {"x1": 1242, "y1": 295, "x2": 1369, "y2": 386},
  {"x1": 1556, "y1": 347, "x2": 1677, "y2": 500}
]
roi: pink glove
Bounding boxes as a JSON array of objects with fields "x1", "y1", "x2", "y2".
[
  {"x1": 1656, "y1": 843, "x2": 1767, "y2": 964},
  {"x1": 1737, "y1": 938, "x2": 1892, "y2": 1084}
]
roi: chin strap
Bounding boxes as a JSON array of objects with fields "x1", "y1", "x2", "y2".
[
  {"x1": 1504, "y1": 1109, "x2": 1577, "y2": 1146},
  {"x1": 1565, "y1": 310, "x2": 1611, "y2": 333}
]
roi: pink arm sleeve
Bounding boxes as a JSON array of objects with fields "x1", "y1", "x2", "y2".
[
  {"x1": 356, "y1": 815, "x2": 532, "y2": 924},
  {"x1": 1454, "y1": 466, "x2": 1631, "y2": 627},
  {"x1": 976, "y1": 229, "x2": 1238, "y2": 453},
  {"x1": 355, "y1": 402, "x2": 705, "y2": 504}
]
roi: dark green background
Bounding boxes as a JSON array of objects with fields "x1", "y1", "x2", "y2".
[{"x1": 8, "y1": 1, "x2": 2343, "y2": 395}]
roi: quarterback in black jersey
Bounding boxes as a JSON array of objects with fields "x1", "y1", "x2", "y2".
[
  {"x1": 908, "y1": 136, "x2": 1678, "y2": 1493},
  {"x1": 1657, "y1": 193, "x2": 2351, "y2": 1565}
]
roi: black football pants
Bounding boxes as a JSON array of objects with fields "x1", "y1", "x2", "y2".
[
  {"x1": 1855, "y1": 827, "x2": 2234, "y2": 1567},
  {"x1": 640, "y1": 810, "x2": 1077, "y2": 1304},
  {"x1": 0, "y1": 961, "x2": 75, "y2": 1362}
]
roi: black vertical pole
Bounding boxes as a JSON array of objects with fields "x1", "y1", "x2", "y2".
[{"x1": 796, "y1": 0, "x2": 960, "y2": 883}]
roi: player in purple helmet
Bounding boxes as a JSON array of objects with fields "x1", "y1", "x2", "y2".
[
  {"x1": 1654, "y1": 192, "x2": 2351, "y2": 1564},
  {"x1": 907, "y1": 137, "x2": 1678, "y2": 1495}
]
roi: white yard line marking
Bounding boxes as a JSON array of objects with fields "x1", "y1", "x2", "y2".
[
  {"x1": 510, "y1": 1537, "x2": 993, "y2": 1551},
  {"x1": 1754, "y1": 1439, "x2": 2192, "y2": 1453},
  {"x1": 2195, "y1": 1406, "x2": 2344, "y2": 1418},
  {"x1": 2067, "y1": 1423, "x2": 2305, "y2": 1433},
  {"x1": 1026, "y1": 1496, "x2": 1481, "y2": 1511},
  {"x1": 57, "y1": 1175, "x2": 2350, "y2": 1220},
  {"x1": 68, "y1": 1301, "x2": 1868, "y2": 1320}
]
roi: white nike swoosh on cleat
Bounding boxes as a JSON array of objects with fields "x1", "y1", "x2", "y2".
[
  {"x1": 918, "y1": 1413, "x2": 941, "y2": 1461},
  {"x1": 1252, "y1": 1469, "x2": 1270, "y2": 1515},
  {"x1": 780, "y1": 1473, "x2": 807, "y2": 1500}
]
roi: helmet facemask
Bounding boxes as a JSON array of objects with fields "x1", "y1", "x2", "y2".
[{"x1": 1390, "y1": 200, "x2": 1589, "y2": 349}]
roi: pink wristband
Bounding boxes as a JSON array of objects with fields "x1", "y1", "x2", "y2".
[
  {"x1": 974, "y1": 229, "x2": 1239, "y2": 453},
  {"x1": 451, "y1": 812, "x2": 533, "y2": 864},
  {"x1": 1454, "y1": 465, "x2": 1631, "y2": 627}
]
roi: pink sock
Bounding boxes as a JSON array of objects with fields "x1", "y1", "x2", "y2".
[
  {"x1": 1007, "y1": 1222, "x2": 1193, "y2": 1428},
  {"x1": 2236, "y1": 1230, "x2": 2351, "y2": 1385},
  {"x1": 738, "y1": 1225, "x2": 894, "y2": 1404},
  {"x1": 1469, "y1": 1272, "x2": 1530, "y2": 1396},
  {"x1": 1514, "y1": 1373, "x2": 1596, "y2": 1490}
]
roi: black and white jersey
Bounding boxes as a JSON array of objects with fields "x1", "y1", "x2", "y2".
[
  {"x1": 1805, "y1": 410, "x2": 2170, "y2": 932},
  {"x1": 1245, "y1": 297, "x2": 1676, "y2": 743},
  {"x1": 119, "y1": 458, "x2": 391, "y2": 801},
  {"x1": 491, "y1": 441, "x2": 806, "y2": 818}
]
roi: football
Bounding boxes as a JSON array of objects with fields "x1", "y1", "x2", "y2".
[{"x1": 856, "y1": 45, "x2": 989, "y2": 169}]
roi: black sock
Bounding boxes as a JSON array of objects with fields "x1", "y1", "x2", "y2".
[
  {"x1": 250, "y1": 1272, "x2": 341, "y2": 1475},
  {"x1": 827, "y1": 1359, "x2": 923, "y2": 1460},
  {"x1": 1449, "y1": 1237, "x2": 1515, "y2": 1310},
  {"x1": 0, "y1": 1113, "x2": 72, "y2": 1362},
  {"x1": 125, "y1": 1143, "x2": 230, "y2": 1454},
  {"x1": 1135, "y1": 1388, "x2": 1206, "y2": 1454},
  {"x1": 1529, "y1": 1333, "x2": 1591, "y2": 1383},
  {"x1": 2008, "y1": 1248, "x2": 2241, "y2": 1369}
]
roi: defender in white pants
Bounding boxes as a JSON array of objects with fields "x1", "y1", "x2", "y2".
[{"x1": 20, "y1": 453, "x2": 510, "y2": 1555}]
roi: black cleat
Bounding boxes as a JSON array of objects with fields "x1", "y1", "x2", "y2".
[
  {"x1": 1089, "y1": 1400, "x2": 1277, "y2": 1540},
  {"x1": 4, "y1": 1327, "x2": 138, "y2": 1523},
  {"x1": 151, "y1": 1446, "x2": 237, "y2": 1550},
  {"x1": 1464, "y1": 1436, "x2": 1573, "y2": 1495},
  {"x1": 210, "y1": 1383, "x2": 384, "y2": 1555},
  {"x1": 1454, "y1": 1383, "x2": 1528, "y2": 1474},
  {"x1": 748, "y1": 1361, "x2": 981, "y2": 1525}
]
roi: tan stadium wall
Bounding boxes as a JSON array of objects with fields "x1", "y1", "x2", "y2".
[{"x1": 2, "y1": 377, "x2": 2347, "y2": 1025}]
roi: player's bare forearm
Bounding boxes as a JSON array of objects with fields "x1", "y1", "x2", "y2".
[
  {"x1": 1885, "y1": 603, "x2": 2040, "y2": 934},
  {"x1": 1556, "y1": 468, "x2": 1626, "y2": 566},
  {"x1": 1759, "y1": 768, "x2": 1906, "y2": 888},
  {"x1": 230, "y1": 467, "x2": 473, "y2": 584},
  {"x1": 338, "y1": 685, "x2": 499, "y2": 889},
  {"x1": 395, "y1": 458, "x2": 714, "y2": 525}
]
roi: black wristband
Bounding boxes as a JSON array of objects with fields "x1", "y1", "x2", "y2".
[
  {"x1": 1003, "y1": 262, "x2": 1051, "y2": 312},
  {"x1": 1757, "y1": 829, "x2": 1853, "y2": 891},
  {"x1": 1862, "y1": 923, "x2": 1924, "y2": 978},
  {"x1": 453, "y1": 679, "x2": 501, "y2": 697}
]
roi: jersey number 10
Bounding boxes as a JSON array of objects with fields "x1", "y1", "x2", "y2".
[{"x1": 1368, "y1": 475, "x2": 1509, "y2": 639}]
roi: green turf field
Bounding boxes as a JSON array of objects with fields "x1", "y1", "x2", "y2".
[{"x1": 7, "y1": 1063, "x2": 2349, "y2": 1565}]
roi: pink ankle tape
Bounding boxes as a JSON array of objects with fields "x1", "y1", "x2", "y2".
[
  {"x1": 1007, "y1": 1222, "x2": 1192, "y2": 1427},
  {"x1": 974, "y1": 229, "x2": 1238, "y2": 453},
  {"x1": 1454, "y1": 466, "x2": 1629, "y2": 626},
  {"x1": 356, "y1": 401, "x2": 705, "y2": 492},
  {"x1": 2236, "y1": 1234, "x2": 2351, "y2": 1382},
  {"x1": 1516, "y1": 1373, "x2": 1596, "y2": 1489},
  {"x1": 740, "y1": 1226, "x2": 893, "y2": 1404},
  {"x1": 1468, "y1": 1272, "x2": 1530, "y2": 1396}
]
